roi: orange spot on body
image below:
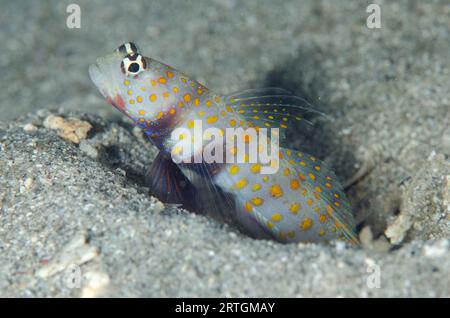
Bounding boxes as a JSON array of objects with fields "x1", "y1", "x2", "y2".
[
  {"x1": 244, "y1": 202, "x2": 253, "y2": 212},
  {"x1": 319, "y1": 214, "x2": 327, "y2": 223},
  {"x1": 300, "y1": 218, "x2": 313, "y2": 231},
  {"x1": 234, "y1": 179, "x2": 248, "y2": 189},
  {"x1": 269, "y1": 184, "x2": 283, "y2": 198},
  {"x1": 207, "y1": 116, "x2": 218, "y2": 124},
  {"x1": 289, "y1": 203, "x2": 300, "y2": 214},
  {"x1": 250, "y1": 164, "x2": 261, "y2": 174},
  {"x1": 326, "y1": 204, "x2": 333, "y2": 215},
  {"x1": 251, "y1": 197, "x2": 264, "y2": 206},
  {"x1": 252, "y1": 184, "x2": 261, "y2": 191},
  {"x1": 229, "y1": 165, "x2": 239, "y2": 174},
  {"x1": 271, "y1": 213, "x2": 282, "y2": 222}
]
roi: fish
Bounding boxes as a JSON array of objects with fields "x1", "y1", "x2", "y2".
[{"x1": 89, "y1": 42, "x2": 357, "y2": 244}]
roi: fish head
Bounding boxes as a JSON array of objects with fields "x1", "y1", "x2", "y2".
[{"x1": 89, "y1": 42, "x2": 176, "y2": 132}]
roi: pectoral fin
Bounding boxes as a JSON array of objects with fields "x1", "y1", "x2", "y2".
[{"x1": 145, "y1": 151, "x2": 197, "y2": 209}]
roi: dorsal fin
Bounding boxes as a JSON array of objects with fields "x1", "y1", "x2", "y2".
[{"x1": 223, "y1": 88, "x2": 328, "y2": 139}]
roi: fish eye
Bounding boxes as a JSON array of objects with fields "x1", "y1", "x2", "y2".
[
  {"x1": 120, "y1": 53, "x2": 146, "y2": 76},
  {"x1": 128, "y1": 62, "x2": 140, "y2": 73},
  {"x1": 116, "y1": 42, "x2": 140, "y2": 55}
]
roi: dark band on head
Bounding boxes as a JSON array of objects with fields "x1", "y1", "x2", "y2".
[{"x1": 117, "y1": 42, "x2": 140, "y2": 55}]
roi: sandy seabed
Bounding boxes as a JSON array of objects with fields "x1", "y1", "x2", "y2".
[{"x1": 0, "y1": 0, "x2": 449, "y2": 297}]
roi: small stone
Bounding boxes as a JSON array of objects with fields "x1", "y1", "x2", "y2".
[
  {"x1": 79, "y1": 140, "x2": 99, "y2": 159},
  {"x1": 423, "y1": 240, "x2": 449, "y2": 259},
  {"x1": 385, "y1": 213, "x2": 412, "y2": 245},
  {"x1": 335, "y1": 241, "x2": 346, "y2": 252},
  {"x1": 43, "y1": 115, "x2": 65, "y2": 130},
  {"x1": 43, "y1": 114, "x2": 92, "y2": 144},
  {"x1": 36, "y1": 231, "x2": 98, "y2": 278},
  {"x1": 372, "y1": 236, "x2": 391, "y2": 252},
  {"x1": 359, "y1": 226, "x2": 373, "y2": 249},
  {"x1": 23, "y1": 123, "x2": 38, "y2": 132},
  {"x1": 149, "y1": 196, "x2": 165, "y2": 213},
  {"x1": 19, "y1": 177, "x2": 33, "y2": 193},
  {"x1": 132, "y1": 126, "x2": 144, "y2": 139},
  {"x1": 443, "y1": 175, "x2": 450, "y2": 215},
  {"x1": 81, "y1": 271, "x2": 111, "y2": 298}
]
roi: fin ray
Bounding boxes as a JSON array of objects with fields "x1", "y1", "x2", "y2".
[
  {"x1": 223, "y1": 88, "x2": 327, "y2": 139},
  {"x1": 145, "y1": 151, "x2": 197, "y2": 209}
]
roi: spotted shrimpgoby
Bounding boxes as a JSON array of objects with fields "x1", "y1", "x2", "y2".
[{"x1": 89, "y1": 42, "x2": 357, "y2": 244}]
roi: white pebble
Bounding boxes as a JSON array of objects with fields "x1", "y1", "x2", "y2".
[{"x1": 23, "y1": 123, "x2": 38, "y2": 132}]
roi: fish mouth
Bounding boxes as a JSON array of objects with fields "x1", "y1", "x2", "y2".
[
  {"x1": 89, "y1": 54, "x2": 137, "y2": 121},
  {"x1": 89, "y1": 60, "x2": 127, "y2": 113},
  {"x1": 89, "y1": 52, "x2": 122, "y2": 97},
  {"x1": 89, "y1": 62, "x2": 110, "y2": 99}
]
